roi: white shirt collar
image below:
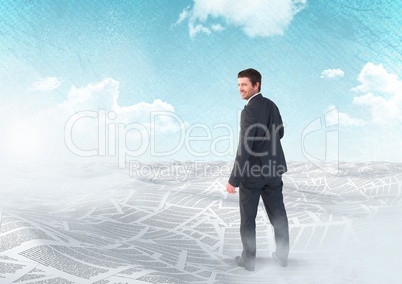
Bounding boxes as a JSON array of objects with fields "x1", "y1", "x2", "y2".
[{"x1": 246, "y1": 92, "x2": 261, "y2": 105}]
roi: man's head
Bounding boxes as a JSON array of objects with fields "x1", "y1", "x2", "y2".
[{"x1": 238, "y1": 68, "x2": 261, "y2": 100}]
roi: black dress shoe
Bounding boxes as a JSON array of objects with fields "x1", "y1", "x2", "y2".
[
  {"x1": 272, "y1": 252, "x2": 288, "y2": 267},
  {"x1": 235, "y1": 256, "x2": 255, "y2": 271}
]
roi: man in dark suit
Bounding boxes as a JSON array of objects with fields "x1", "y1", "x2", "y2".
[{"x1": 226, "y1": 68, "x2": 289, "y2": 271}]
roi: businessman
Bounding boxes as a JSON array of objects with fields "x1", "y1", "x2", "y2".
[{"x1": 226, "y1": 68, "x2": 289, "y2": 271}]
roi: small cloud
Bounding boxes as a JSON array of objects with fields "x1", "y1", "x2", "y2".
[
  {"x1": 337, "y1": 112, "x2": 366, "y2": 126},
  {"x1": 174, "y1": 6, "x2": 191, "y2": 26},
  {"x1": 320, "y1": 69, "x2": 345, "y2": 79},
  {"x1": 211, "y1": 24, "x2": 225, "y2": 32},
  {"x1": 325, "y1": 106, "x2": 366, "y2": 126},
  {"x1": 30, "y1": 77, "x2": 63, "y2": 92},
  {"x1": 189, "y1": 23, "x2": 211, "y2": 38}
]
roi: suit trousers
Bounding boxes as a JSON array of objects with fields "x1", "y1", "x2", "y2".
[{"x1": 239, "y1": 176, "x2": 289, "y2": 261}]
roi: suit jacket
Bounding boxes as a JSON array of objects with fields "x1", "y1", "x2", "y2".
[{"x1": 229, "y1": 94, "x2": 287, "y2": 187}]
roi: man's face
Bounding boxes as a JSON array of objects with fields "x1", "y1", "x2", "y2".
[{"x1": 238, "y1": 77, "x2": 259, "y2": 100}]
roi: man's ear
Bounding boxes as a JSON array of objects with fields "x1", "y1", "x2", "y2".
[{"x1": 255, "y1": 82, "x2": 260, "y2": 90}]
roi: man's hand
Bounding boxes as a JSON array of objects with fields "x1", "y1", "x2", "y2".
[{"x1": 226, "y1": 183, "x2": 237, "y2": 194}]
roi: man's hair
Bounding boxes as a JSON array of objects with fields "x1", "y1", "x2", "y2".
[{"x1": 238, "y1": 68, "x2": 262, "y2": 92}]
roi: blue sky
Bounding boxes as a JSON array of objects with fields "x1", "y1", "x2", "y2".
[{"x1": 0, "y1": 0, "x2": 401, "y2": 165}]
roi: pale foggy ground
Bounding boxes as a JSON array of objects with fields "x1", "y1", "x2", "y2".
[{"x1": 0, "y1": 161, "x2": 401, "y2": 284}]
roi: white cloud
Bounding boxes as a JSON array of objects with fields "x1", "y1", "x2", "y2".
[
  {"x1": 190, "y1": 24, "x2": 212, "y2": 38},
  {"x1": 325, "y1": 106, "x2": 366, "y2": 126},
  {"x1": 320, "y1": 68, "x2": 345, "y2": 79},
  {"x1": 41, "y1": 78, "x2": 182, "y2": 132},
  {"x1": 2, "y1": 78, "x2": 184, "y2": 164},
  {"x1": 30, "y1": 77, "x2": 63, "y2": 92},
  {"x1": 352, "y1": 63, "x2": 402, "y2": 124},
  {"x1": 211, "y1": 24, "x2": 225, "y2": 32},
  {"x1": 178, "y1": 0, "x2": 307, "y2": 38},
  {"x1": 174, "y1": 6, "x2": 191, "y2": 26},
  {"x1": 328, "y1": 63, "x2": 402, "y2": 127},
  {"x1": 351, "y1": 62, "x2": 402, "y2": 95},
  {"x1": 66, "y1": 78, "x2": 119, "y2": 111},
  {"x1": 337, "y1": 112, "x2": 366, "y2": 126}
]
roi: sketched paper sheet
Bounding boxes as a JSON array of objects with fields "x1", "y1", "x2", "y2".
[{"x1": 1, "y1": 161, "x2": 402, "y2": 283}]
